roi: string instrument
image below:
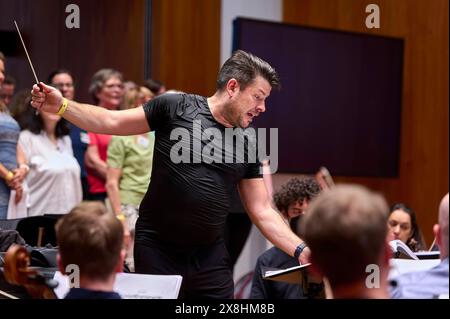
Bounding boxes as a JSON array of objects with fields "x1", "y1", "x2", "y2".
[
  {"x1": 2, "y1": 244, "x2": 57, "y2": 299},
  {"x1": 315, "y1": 166, "x2": 335, "y2": 190}
]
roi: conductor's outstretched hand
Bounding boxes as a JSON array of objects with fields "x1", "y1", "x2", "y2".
[{"x1": 30, "y1": 82, "x2": 63, "y2": 113}]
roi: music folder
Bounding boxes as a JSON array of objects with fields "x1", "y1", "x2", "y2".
[{"x1": 262, "y1": 263, "x2": 312, "y2": 284}]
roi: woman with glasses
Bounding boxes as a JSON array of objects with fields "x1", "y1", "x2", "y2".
[{"x1": 85, "y1": 69, "x2": 124, "y2": 201}]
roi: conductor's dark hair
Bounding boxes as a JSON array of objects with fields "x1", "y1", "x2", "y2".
[
  {"x1": 144, "y1": 78, "x2": 165, "y2": 95},
  {"x1": 48, "y1": 69, "x2": 74, "y2": 84},
  {"x1": 18, "y1": 99, "x2": 70, "y2": 138},
  {"x1": 217, "y1": 50, "x2": 280, "y2": 91}
]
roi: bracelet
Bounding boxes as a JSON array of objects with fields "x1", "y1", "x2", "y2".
[
  {"x1": 116, "y1": 213, "x2": 126, "y2": 222},
  {"x1": 4, "y1": 171, "x2": 14, "y2": 182},
  {"x1": 294, "y1": 242, "x2": 307, "y2": 259},
  {"x1": 56, "y1": 98, "x2": 69, "y2": 116}
]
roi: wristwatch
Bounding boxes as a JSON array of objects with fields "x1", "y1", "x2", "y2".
[{"x1": 294, "y1": 242, "x2": 307, "y2": 259}]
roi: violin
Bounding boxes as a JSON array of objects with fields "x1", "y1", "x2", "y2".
[
  {"x1": 3, "y1": 244, "x2": 57, "y2": 299},
  {"x1": 315, "y1": 166, "x2": 335, "y2": 190}
]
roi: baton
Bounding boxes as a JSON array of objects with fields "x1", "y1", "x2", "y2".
[{"x1": 14, "y1": 20, "x2": 41, "y2": 86}]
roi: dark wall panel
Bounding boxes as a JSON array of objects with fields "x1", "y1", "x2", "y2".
[
  {"x1": 234, "y1": 18, "x2": 404, "y2": 177},
  {"x1": 283, "y1": 0, "x2": 449, "y2": 244}
]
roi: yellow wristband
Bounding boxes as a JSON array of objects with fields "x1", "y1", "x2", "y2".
[
  {"x1": 5, "y1": 171, "x2": 14, "y2": 182},
  {"x1": 56, "y1": 98, "x2": 69, "y2": 116},
  {"x1": 116, "y1": 214, "x2": 126, "y2": 222}
]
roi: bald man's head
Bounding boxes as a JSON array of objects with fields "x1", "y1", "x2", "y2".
[{"x1": 437, "y1": 194, "x2": 449, "y2": 258}]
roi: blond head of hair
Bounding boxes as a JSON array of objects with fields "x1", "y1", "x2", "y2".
[
  {"x1": 302, "y1": 184, "x2": 389, "y2": 287},
  {"x1": 56, "y1": 202, "x2": 124, "y2": 281}
]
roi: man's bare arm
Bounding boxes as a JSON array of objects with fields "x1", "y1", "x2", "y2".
[
  {"x1": 239, "y1": 178, "x2": 310, "y2": 264},
  {"x1": 31, "y1": 82, "x2": 149, "y2": 135},
  {"x1": 64, "y1": 100, "x2": 149, "y2": 135}
]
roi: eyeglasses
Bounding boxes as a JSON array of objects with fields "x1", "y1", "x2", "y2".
[
  {"x1": 52, "y1": 83, "x2": 74, "y2": 89},
  {"x1": 104, "y1": 83, "x2": 124, "y2": 90},
  {"x1": 0, "y1": 93, "x2": 13, "y2": 99}
]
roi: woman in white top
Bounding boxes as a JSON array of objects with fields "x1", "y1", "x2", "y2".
[{"x1": 18, "y1": 105, "x2": 82, "y2": 216}]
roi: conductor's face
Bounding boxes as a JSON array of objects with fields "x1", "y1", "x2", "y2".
[{"x1": 227, "y1": 76, "x2": 271, "y2": 128}]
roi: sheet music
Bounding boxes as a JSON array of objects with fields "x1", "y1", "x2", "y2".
[
  {"x1": 114, "y1": 273, "x2": 182, "y2": 299},
  {"x1": 264, "y1": 263, "x2": 311, "y2": 278},
  {"x1": 262, "y1": 263, "x2": 316, "y2": 285},
  {"x1": 415, "y1": 251, "x2": 440, "y2": 259},
  {"x1": 53, "y1": 271, "x2": 182, "y2": 299},
  {"x1": 389, "y1": 239, "x2": 419, "y2": 260}
]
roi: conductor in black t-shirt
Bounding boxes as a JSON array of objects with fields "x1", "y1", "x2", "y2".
[{"x1": 30, "y1": 50, "x2": 310, "y2": 298}]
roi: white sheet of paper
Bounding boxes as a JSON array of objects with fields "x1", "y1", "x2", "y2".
[
  {"x1": 264, "y1": 263, "x2": 311, "y2": 278},
  {"x1": 53, "y1": 271, "x2": 182, "y2": 299},
  {"x1": 389, "y1": 239, "x2": 418, "y2": 260}
]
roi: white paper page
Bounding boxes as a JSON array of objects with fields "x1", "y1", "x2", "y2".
[
  {"x1": 53, "y1": 271, "x2": 182, "y2": 299},
  {"x1": 264, "y1": 263, "x2": 311, "y2": 278},
  {"x1": 389, "y1": 240, "x2": 418, "y2": 259},
  {"x1": 53, "y1": 271, "x2": 70, "y2": 299},
  {"x1": 114, "y1": 273, "x2": 182, "y2": 299}
]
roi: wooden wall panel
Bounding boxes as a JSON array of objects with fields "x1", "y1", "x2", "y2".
[
  {"x1": 282, "y1": 0, "x2": 449, "y2": 244},
  {"x1": 0, "y1": 0, "x2": 146, "y2": 103},
  {"x1": 0, "y1": 0, "x2": 60, "y2": 95},
  {"x1": 151, "y1": 0, "x2": 221, "y2": 96},
  {"x1": 56, "y1": 0, "x2": 146, "y2": 103}
]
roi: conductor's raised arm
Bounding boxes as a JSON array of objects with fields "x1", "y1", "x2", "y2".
[{"x1": 30, "y1": 82, "x2": 150, "y2": 135}]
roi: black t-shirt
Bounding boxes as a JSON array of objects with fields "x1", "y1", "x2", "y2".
[{"x1": 137, "y1": 93, "x2": 262, "y2": 247}]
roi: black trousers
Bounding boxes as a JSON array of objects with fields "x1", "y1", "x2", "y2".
[
  {"x1": 87, "y1": 191, "x2": 107, "y2": 202},
  {"x1": 134, "y1": 238, "x2": 234, "y2": 299},
  {"x1": 224, "y1": 213, "x2": 252, "y2": 268}
]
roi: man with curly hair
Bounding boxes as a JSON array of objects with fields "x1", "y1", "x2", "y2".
[
  {"x1": 250, "y1": 177, "x2": 321, "y2": 299},
  {"x1": 273, "y1": 177, "x2": 321, "y2": 234}
]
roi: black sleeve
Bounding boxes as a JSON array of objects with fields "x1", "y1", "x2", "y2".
[
  {"x1": 243, "y1": 127, "x2": 263, "y2": 179},
  {"x1": 243, "y1": 162, "x2": 262, "y2": 179},
  {"x1": 142, "y1": 94, "x2": 184, "y2": 131}
]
